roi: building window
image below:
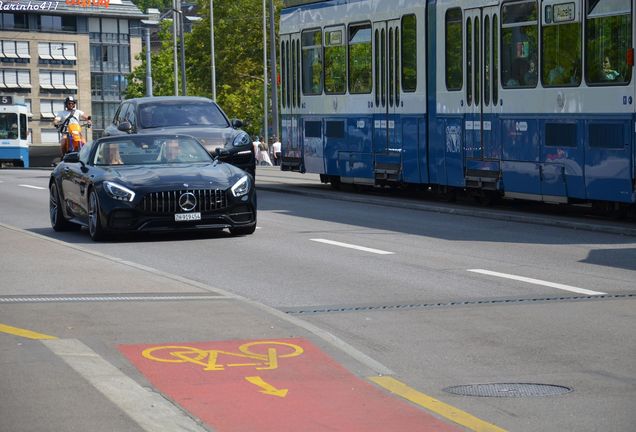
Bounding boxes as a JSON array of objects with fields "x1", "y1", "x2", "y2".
[
  {"x1": 39, "y1": 15, "x2": 77, "y2": 32},
  {"x1": 1, "y1": 69, "x2": 31, "y2": 89},
  {"x1": 40, "y1": 99, "x2": 65, "y2": 120},
  {"x1": 38, "y1": 42, "x2": 76, "y2": 64},
  {"x1": 0, "y1": 13, "x2": 29, "y2": 30},
  {"x1": 102, "y1": 45, "x2": 120, "y2": 71},
  {"x1": 40, "y1": 71, "x2": 78, "y2": 90},
  {"x1": 0, "y1": 41, "x2": 30, "y2": 63}
]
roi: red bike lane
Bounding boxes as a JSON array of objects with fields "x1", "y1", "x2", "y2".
[{"x1": 119, "y1": 337, "x2": 463, "y2": 432}]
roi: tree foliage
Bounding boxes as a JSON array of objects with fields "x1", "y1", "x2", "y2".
[{"x1": 127, "y1": 0, "x2": 282, "y2": 137}]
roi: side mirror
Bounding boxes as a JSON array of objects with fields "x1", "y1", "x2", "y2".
[
  {"x1": 118, "y1": 121, "x2": 133, "y2": 133},
  {"x1": 231, "y1": 119, "x2": 243, "y2": 129},
  {"x1": 63, "y1": 152, "x2": 80, "y2": 163},
  {"x1": 215, "y1": 147, "x2": 230, "y2": 158}
]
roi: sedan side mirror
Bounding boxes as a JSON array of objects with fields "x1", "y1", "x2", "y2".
[
  {"x1": 63, "y1": 152, "x2": 80, "y2": 163},
  {"x1": 215, "y1": 147, "x2": 230, "y2": 158},
  {"x1": 118, "y1": 121, "x2": 133, "y2": 133},
  {"x1": 231, "y1": 119, "x2": 243, "y2": 129}
]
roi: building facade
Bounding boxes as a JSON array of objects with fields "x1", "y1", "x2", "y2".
[{"x1": 0, "y1": 0, "x2": 145, "y2": 163}]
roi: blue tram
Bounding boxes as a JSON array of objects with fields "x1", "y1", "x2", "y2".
[{"x1": 279, "y1": 0, "x2": 635, "y2": 208}]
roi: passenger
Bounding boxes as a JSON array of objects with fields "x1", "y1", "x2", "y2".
[
  {"x1": 103, "y1": 142, "x2": 124, "y2": 165},
  {"x1": 8, "y1": 123, "x2": 18, "y2": 139},
  {"x1": 163, "y1": 138, "x2": 181, "y2": 162},
  {"x1": 547, "y1": 63, "x2": 566, "y2": 85},
  {"x1": 602, "y1": 56, "x2": 620, "y2": 81},
  {"x1": 524, "y1": 59, "x2": 537, "y2": 86}
]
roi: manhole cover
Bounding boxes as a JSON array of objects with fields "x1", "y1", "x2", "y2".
[{"x1": 443, "y1": 383, "x2": 572, "y2": 398}]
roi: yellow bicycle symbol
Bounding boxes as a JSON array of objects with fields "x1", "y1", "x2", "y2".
[{"x1": 142, "y1": 341, "x2": 304, "y2": 371}]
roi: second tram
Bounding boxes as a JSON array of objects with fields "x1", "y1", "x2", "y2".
[{"x1": 279, "y1": 0, "x2": 635, "y2": 208}]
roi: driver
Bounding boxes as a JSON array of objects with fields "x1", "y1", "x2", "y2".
[{"x1": 53, "y1": 96, "x2": 91, "y2": 155}]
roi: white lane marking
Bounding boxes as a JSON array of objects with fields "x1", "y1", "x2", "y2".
[
  {"x1": 18, "y1": 184, "x2": 46, "y2": 190},
  {"x1": 468, "y1": 269, "x2": 607, "y2": 296},
  {"x1": 43, "y1": 339, "x2": 208, "y2": 432},
  {"x1": 310, "y1": 238, "x2": 395, "y2": 255}
]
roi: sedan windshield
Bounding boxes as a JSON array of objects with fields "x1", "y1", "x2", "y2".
[
  {"x1": 93, "y1": 135, "x2": 213, "y2": 166},
  {"x1": 138, "y1": 102, "x2": 230, "y2": 129}
]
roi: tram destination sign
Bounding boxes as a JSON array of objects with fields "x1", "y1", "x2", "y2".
[{"x1": 0, "y1": 96, "x2": 13, "y2": 105}]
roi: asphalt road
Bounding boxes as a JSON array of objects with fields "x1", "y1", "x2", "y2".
[{"x1": 0, "y1": 167, "x2": 635, "y2": 432}]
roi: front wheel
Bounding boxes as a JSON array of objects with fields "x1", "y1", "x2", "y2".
[
  {"x1": 229, "y1": 223, "x2": 256, "y2": 236},
  {"x1": 49, "y1": 183, "x2": 74, "y2": 231},
  {"x1": 88, "y1": 189, "x2": 108, "y2": 241}
]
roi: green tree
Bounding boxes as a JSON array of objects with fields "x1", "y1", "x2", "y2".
[{"x1": 126, "y1": 0, "x2": 283, "y2": 137}]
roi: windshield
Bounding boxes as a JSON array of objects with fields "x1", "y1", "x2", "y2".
[
  {"x1": 138, "y1": 101, "x2": 230, "y2": 129},
  {"x1": 93, "y1": 135, "x2": 213, "y2": 166},
  {"x1": 0, "y1": 113, "x2": 18, "y2": 139}
]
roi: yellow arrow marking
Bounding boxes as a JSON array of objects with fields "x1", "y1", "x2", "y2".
[
  {"x1": 245, "y1": 376, "x2": 288, "y2": 398},
  {"x1": 0, "y1": 324, "x2": 57, "y2": 340}
]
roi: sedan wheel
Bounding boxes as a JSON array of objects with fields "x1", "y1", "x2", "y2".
[
  {"x1": 49, "y1": 183, "x2": 73, "y2": 231},
  {"x1": 88, "y1": 189, "x2": 107, "y2": 241}
]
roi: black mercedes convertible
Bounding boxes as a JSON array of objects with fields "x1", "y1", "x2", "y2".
[{"x1": 49, "y1": 134, "x2": 256, "y2": 241}]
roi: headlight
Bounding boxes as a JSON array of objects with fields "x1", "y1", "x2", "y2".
[
  {"x1": 232, "y1": 131, "x2": 251, "y2": 147},
  {"x1": 103, "y1": 181, "x2": 135, "y2": 202},
  {"x1": 230, "y1": 175, "x2": 250, "y2": 197}
]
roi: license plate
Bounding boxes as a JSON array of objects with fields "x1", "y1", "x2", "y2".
[{"x1": 175, "y1": 212, "x2": 201, "y2": 222}]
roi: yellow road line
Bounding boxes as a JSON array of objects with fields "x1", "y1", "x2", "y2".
[
  {"x1": 0, "y1": 324, "x2": 57, "y2": 340},
  {"x1": 369, "y1": 376, "x2": 507, "y2": 432}
]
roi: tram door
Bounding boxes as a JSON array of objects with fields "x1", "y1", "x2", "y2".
[
  {"x1": 464, "y1": 7, "x2": 498, "y2": 164},
  {"x1": 280, "y1": 33, "x2": 302, "y2": 172},
  {"x1": 372, "y1": 19, "x2": 403, "y2": 182}
]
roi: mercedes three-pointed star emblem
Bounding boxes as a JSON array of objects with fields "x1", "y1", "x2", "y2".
[{"x1": 178, "y1": 192, "x2": 197, "y2": 212}]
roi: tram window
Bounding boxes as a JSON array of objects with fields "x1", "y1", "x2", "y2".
[
  {"x1": 0, "y1": 113, "x2": 18, "y2": 139},
  {"x1": 485, "y1": 16, "x2": 491, "y2": 107},
  {"x1": 395, "y1": 28, "x2": 400, "y2": 105},
  {"x1": 374, "y1": 29, "x2": 380, "y2": 105},
  {"x1": 381, "y1": 28, "x2": 386, "y2": 107},
  {"x1": 389, "y1": 27, "x2": 395, "y2": 107},
  {"x1": 501, "y1": 0, "x2": 538, "y2": 89},
  {"x1": 302, "y1": 29, "x2": 323, "y2": 95},
  {"x1": 349, "y1": 24, "x2": 372, "y2": 94},
  {"x1": 585, "y1": 0, "x2": 632, "y2": 86},
  {"x1": 281, "y1": 42, "x2": 286, "y2": 108},
  {"x1": 296, "y1": 41, "x2": 301, "y2": 106},
  {"x1": 474, "y1": 17, "x2": 481, "y2": 105},
  {"x1": 325, "y1": 29, "x2": 346, "y2": 94},
  {"x1": 402, "y1": 14, "x2": 417, "y2": 92},
  {"x1": 542, "y1": 3, "x2": 581, "y2": 87},
  {"x1": 291, "y1": 40, "x2": 296, "y2": 107},
  {"x1": 493, "y1": 15, "x2": 499, "y2": 104},
  {"x1": 20, "y1": 114, "x2": 27, "y2": 140},
  {"x1": 466, "y1": 17, "x2": 472, "y2": 105},
  {"x1": 446, "y1": 8, "x2": 463, "y2": 91}
]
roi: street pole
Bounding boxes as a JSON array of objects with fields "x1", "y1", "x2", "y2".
[
  {"x1": 145, "y1": 27, "x2": 153, "y2": 96},
  {"x1": 173, "y1": 0, "x2": 179, "y2": 95},
  {"x1": 262, "y1": 0, "x2": 268, "y2": 145},
  {"x1": 210, "y1": 0, "x2": 216, "y2": 101},
  {"x1": 268, "y1": 0, "x2": 278, "y2": 140},
  {"x1": 177, "y1": 0, "x2": 187, "y2": 95}
]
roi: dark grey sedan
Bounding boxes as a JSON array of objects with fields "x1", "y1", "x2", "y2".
[{"x1": 104, "y1": 96, "x2": 255, "y2": 177}]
